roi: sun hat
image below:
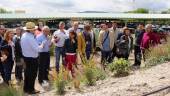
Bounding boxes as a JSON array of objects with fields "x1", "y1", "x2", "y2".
[{"x1": 23, "y1": 22, "x2": 36, "y2": 31}]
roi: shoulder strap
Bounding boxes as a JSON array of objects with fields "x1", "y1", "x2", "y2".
[{"x1": 102, "y1": 31, "x2": 110, "y2": 45}]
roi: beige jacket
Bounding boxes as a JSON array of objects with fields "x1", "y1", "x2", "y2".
[{"x1": 98, "y1": 30, "x2": 115, "y2": 50}]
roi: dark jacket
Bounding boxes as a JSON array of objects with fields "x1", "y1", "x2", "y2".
[
  {"x1": 0, "y1": 40, "x2": 14, "y2": 62},
  {"x1": 64, "y1": 38, "x2": 77, "y2": 53},
  {"x1": 13, "y1": 36, "x2": 23, "y2": 62},
  {"x1": 116, "y1": 35, "x2": 133, "y2": 55},
  {"x1": 0, "y1": 36, "x2": 3, "y2": 62},
  {"x1": 135, "y1": 29, "x2": 145, "y2": 46},
  {"x1": 83, "y1": 31, "x2": 96, "y2": 51}
]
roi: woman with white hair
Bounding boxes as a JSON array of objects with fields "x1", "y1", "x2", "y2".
[
  {"x1": 141, "y1": 24, "x2": 159, "y2": 49},
  {"x1": 140, "y1": 24, "x2": 160, "y2": 60}
]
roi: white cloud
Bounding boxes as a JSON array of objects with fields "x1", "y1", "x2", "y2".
[{"x1": 0, "y1": 0, "x2": 170, "y2": 13}]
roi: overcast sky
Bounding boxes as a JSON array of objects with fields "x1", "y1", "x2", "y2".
[{"x1": 0, "y1": 0, "x2": 170, "y2": 13}]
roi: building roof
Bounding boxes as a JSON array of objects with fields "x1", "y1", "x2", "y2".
[{"x1": 0, "y1": 13, "x2": 170, "y2": 20}]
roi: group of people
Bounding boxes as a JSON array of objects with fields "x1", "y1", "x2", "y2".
[{"x1": 0, "y1": 21, "x2": 161, "y2": 94}]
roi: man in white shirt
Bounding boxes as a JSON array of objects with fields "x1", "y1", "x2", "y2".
[
  {"x1": 21, "y1": 22, "x2": 43, "y2": 94},
  {"x1": 52, "y1": 21, "x2": 68, "y2": 73}
]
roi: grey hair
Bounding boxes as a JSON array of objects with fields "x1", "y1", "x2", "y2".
[
  {"x1": 59, "y1": 21, "x2": 65, "y2": 26},
  {"x1": 42, "y1": 26, "x2": 50, "y2": 31},
  {"x1": 145, "y1": 24, "x2": 152, "y2": 29}
]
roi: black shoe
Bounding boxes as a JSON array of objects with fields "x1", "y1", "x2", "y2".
[
  {"x1": 132, "y1": 64, "x2": 140, "y2": 70},
  {"x1": 27, "y1": 90, "x2": 40, "y2": 94}
]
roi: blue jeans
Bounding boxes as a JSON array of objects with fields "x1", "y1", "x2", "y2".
[{"x1": 55, "y1": 47, "x2": 65, "y2": 73}]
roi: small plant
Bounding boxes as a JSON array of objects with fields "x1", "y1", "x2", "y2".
[
  {"x1": 94, "y1": 67, "x2": 106, "y2": 81},
  {"x1": 109, "y1": 58, "x2": 130, "y2": 77},
  {"x1": 73, "y1": 78, "x2": 80, "y2": 89},
  {"x1": 84, "y1": 66, "x2": 96, "y2": 86},
  {"x1": 54, "y1": 67, "x2": 67, "y2": 95},
  {"x1": 0, "y1": 86, "x2": 23, "y2": 96}
]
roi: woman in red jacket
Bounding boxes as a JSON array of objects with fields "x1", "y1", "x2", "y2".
[{"x1": 140, "y1": 24, "x2": 160, "y2": 61}]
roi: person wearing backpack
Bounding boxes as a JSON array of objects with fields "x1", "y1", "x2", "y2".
[{"x1": 98, "y1": 23, "x2": 115, "y2": 66}]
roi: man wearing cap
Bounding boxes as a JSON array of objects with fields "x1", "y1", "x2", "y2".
[
  {"x1": 21, "y1": 22, "x2": 43, "y2": 94},
  {"x1": 52, "y1": 21, "x2": 68, "y2": 73},
  {"x1": 36, "y1": 26, "x2": 51, "y2": 86}
]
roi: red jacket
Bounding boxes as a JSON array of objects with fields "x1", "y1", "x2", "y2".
[{"x1": 140, "y1": 32, "x2": 160, "y2": 49}]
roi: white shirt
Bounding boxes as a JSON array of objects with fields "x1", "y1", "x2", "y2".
[
  {"x1": 21, "y1": 32, "x2": 39, "y2": 58},
  {"x1": 52, "y1": 29, "x2": 68, "y2": 47}
]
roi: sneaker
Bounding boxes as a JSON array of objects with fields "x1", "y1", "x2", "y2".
[{"x1": 41, "y1": 80, "x2": 49, "y2": 88}]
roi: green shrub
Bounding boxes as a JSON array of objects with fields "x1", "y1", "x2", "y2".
[
  {"x1": 84, "y1": 66, "x2": 96, "y2": 86},
  {"x1": 54, "y1": 68, "x2": 67, "y2": 95},
  {"x1": 0, "y1": 86, "x2": 23, "y2": 96},
  {"x1": 108, "y1": 58, "x2": 130, "y2": 77},
  {"x1": 54, "y1": 80, "x2": 66, "y2": 95},
  {"x1": 94, "y1": 67, "x2": 106, "y2": 81}
]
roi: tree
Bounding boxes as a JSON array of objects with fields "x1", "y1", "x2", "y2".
[
  {"x1": 126, "y1": 8, "x2": 149, "y2": 14},
  {"x1": 0, "y1": 8, "x2": 12, "y2": 13},
  {"x1": 161, "y1": 9, "x2": 170, "y2": 14}
]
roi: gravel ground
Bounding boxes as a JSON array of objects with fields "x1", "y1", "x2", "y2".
[
  {"x1": 1, "y1": 54, "x2": 169, "y2": 96},
  {"x1": 38, "y1": 61, "x2": 170, "y2": 96}
]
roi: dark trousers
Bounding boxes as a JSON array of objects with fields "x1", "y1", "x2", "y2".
[
  {"x1": 3, "y1": 60, "x2": 14, "y2": 84},
  {"x1": 0, "y1": 62, "x2": 5, "y2": 81},
  {"x1": 134, "y1": 45, "x2": 142, "y2": 66},
  {"x1": 111, "y1": 44, "x2": 117, "y2": 61},
  {"x1": 117, "y1": 54, "x2": 129, "y2": 60},
  {"x1": 15, "y1": 65, "x2": 23, "y2": 81},
  {"x1": 85, "y1": 50, "x2": 91, "y2": 60},
  {"x1": 55, "y1": 47, "x2": 65, "y2": 73},
  {"x1": 38, "y1": 52, "x2": 50, "y2": 83},
  {"x1": 101, "y1": 50, "x2": 112, "y2": 64},
  {"x1": 23, "y1": 57, "x2": 38, "y2": 92},
  {"x1": 117, "y1": 49, "x2": 129, "y2": 60},
  {"x1": 15, "y1": 58, "x2": 24, "y2": 81}
]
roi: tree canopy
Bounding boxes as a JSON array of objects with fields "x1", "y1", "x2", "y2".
[
  {"x1": 0, "y1": 8, "x2": 12, "y2": 13},
  {"x1": 125, "y1": 8, "x2": 149, "y2": 14},
  {"x1": 161, "y1": 9, "x2": 170, "y2": 14}
]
